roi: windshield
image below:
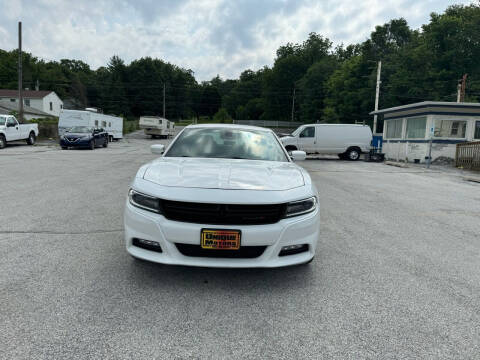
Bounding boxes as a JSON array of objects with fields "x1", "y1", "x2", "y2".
[
  {"x1": 291, "y1": 126, "x2": 305, "y2": 137},
  {"x1": 165, "y1": 127, "x2": 288, "y2": 162},
  {"x1": 67, "y1": 126, "x2": 93, "y2": 133}
]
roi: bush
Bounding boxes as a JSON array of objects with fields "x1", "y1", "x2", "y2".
[
  {"x1": 213, "y1": 108, "x2": 232, "y2": 123},
  {"x1": 123, "y1": 118, "x2": 139, "y2": 134},
  {"x1": 29, "y1": 117, "x2": 58, "y2": 124}
]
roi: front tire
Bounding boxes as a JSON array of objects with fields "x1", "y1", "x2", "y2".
[
  {"x1": 103, "y1": 137, "x2": 108, "y2": 148},
  {"x1": 26, "y1": 132, "x2": 36, "y2": 145},
  {"x1": 89, "y1": 140, "x2": 95, "y2": 150},
  {"x1": 346, "y1": 147, "x2": 361, "y2": 161},
  {"x1": 0, "y1": 135, "x2": 6, "y2": 149}
]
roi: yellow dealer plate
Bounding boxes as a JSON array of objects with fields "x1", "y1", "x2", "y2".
[{"x1": 200, "y1": 229, "x2": 241, "y2": 250}]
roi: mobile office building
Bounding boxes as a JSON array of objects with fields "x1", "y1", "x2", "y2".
[
  {"x1": 370, "y1": 101, "x2": 480, "y2": 163},
  {"x1": 139, "y1": 116, "x2": 175, "y2": 138},
  {"x1": 58, "y1": 109, "x2": 123, "y2": 141}
]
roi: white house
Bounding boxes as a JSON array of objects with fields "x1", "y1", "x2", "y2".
[
  {"x1": 0, "y1": 99, "x2": 54, "y2": 121},
  {"x1": 370, "y1": 101, "x2": 480, "y2": 163},
  {"x1": 0, "y1": 89, "x2": 64, "y2": 117}
]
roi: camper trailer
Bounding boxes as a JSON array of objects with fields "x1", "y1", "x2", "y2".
[
  {"x1": 58, "y1": 110, "x2": 123, "y2": 141},
  {"x1": 139, "y1": 116, "x2": 175, "y2": 138}
]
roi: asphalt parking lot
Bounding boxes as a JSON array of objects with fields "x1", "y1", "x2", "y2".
[{"x1": 1, "y1": 132, "x2": 480, "y2": 359}]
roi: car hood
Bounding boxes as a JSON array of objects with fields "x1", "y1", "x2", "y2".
[{"x1": 143, "y1": 157, "x2": 305, "y2": 191}]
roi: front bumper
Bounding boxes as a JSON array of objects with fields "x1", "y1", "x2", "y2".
[
  {"x1": 60, "y1": 138, "x2": 91, "y2": 148},
  {"x1": 124, "y1": 200, "x2": 320, "y2": 268}
]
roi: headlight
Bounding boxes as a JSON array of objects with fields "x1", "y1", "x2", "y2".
[
  {"x1": 284, "y1": 196, "x2": 317, "y2": 218},
  {"x1": 128, "y1": 189, "x2": 162, "y2": 213}
]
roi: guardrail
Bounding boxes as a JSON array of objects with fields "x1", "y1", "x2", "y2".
[
  {"x1": 456, "y1": 141, "x2": 480, "y2": 171},
  {"x1": 232, "y1": 120, "x2": 303, "y2": 128}
]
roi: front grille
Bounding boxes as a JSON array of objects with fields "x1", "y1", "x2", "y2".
[
  {"x1": 161, "y1": 200, "x2": 286, "y2": 225},
  {"x1": 175, "y1": 244, "x2": 266, "y2": 258}
]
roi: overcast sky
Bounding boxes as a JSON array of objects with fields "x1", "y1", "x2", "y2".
[{"x1": 0, "y1": 0, "x2": 472, "y2": 81}]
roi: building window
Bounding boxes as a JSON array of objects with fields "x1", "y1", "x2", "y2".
[
  {"x1": 385, "y1": 119, "x2": 403, "y2": 139},
  {"x1": 158, "y1": 119, "x2": 162, "y2": 124},
  {"x1": 109, "y1": 122, "x2": 111, "y2": 127},
  {"x1": 60, "y1": 104, "x2": 63, "y2": 109},
  {"x1": 25, "y1": 99, "x2": 30, "y2": 106},
  {"x1": 475, "y1": 121, "x2": 480, "y2": 139},
  {"x1": 95, "y1": 120, "x2": 99, "y2": 126},
  {"x1": 49, "y1": 102, "x2": 53, "y2": 111},
  {"x1": 434, "y1": 119, "x2": 467, "y2": 138},
  {"x1": 406, "y1": 116, "x2": 426, "y2": 139},
  {"x1": 101, "y1": 121, "x2": 107, "y2": 127},
  {"x1": 300, "y1": 127, "x2": 315, "y2": 138},
  {"x1": 10, "y1": 98, "x2": 15, "y2": 102}
]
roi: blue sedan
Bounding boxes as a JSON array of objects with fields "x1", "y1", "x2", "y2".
[{"x1": 60, "y1": 126, "x2": 108, "y2": 150}]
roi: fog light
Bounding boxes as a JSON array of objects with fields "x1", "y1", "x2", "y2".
[
  {"x1": 132, "y1": 238, "x2": 163, "y2": 253},
  {"x1": 279, "y1": 244, "x2": 308, "y2": 256}
]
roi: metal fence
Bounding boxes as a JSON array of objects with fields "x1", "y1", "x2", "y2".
[
  {"x1": 456, "y1": 141, "x2": 480, "y2": 171},
  {"x1": 232, "y1": 120, "x2": 303, "y2": 128}
]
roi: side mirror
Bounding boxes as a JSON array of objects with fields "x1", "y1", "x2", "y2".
[
  {"x1": 151, "y1": 144, "x2": 165, "y2": 155},
  {"x1": 290, "y1": 150, "x2": 306, "y2": 161}
]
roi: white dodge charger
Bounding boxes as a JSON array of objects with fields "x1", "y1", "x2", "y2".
[{"x1": 124, "y1": 124, "x2": 320, "y2": 268}]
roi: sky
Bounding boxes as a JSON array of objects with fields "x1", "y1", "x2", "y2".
[{"x1": 0, "y1": 0, "x2": 473, "y2": 81}]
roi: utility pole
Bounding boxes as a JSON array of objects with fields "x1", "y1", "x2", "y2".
[
  {"x1": 291, "y1": 87, "x2": 295, "y2": 122},
  {"x1": 18, "y1": 21, "x2": 23, "y2": 123},
  {"x1": 163, "y1": 83, "x2": 166, "y2": 118},
  {"x1": 373, "y1": 61, "x2": 382, "y2": 134},
  {"x1": 460, "y1": 74, "x2": 467, "y2": 102},
  {"x1": 457, "y1": 82, "x2": 462, "y2": 103}
]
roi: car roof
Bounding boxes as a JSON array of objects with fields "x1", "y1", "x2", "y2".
[{"x1": 185, "y1": 123, "x2": 273, "y2": 132}]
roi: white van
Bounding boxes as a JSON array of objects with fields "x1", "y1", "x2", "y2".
[
  {"x1": 280, "y1": 124, "x2": 372, "y2": 160},
  {"x1": 58, "y1": 110, "x2": 123, "y2": 141},
  {"x1": 139, "y1": 116, "x2": 175, "y2": 138}
]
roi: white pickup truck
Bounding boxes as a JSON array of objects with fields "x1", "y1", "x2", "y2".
[{"x1": 0, "y1": 115, "x2": 39, "y2": 149}]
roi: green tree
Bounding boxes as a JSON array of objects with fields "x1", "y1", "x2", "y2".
[
  {"x1": 213, "y1": 107, "x2": 232, "y2": 123},
  {"x1": 297, "y1": 57, "x2": 338, "y2": 122},
  {"x1": 199, "y1": 85, "x2": 222, "y2": 118}
]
